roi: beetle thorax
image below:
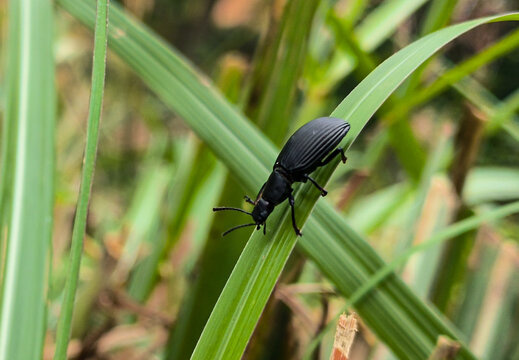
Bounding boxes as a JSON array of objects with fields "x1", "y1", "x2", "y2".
[
  {"x1": 251, "y1": 169, "x2": 293, "y2": 225},
  {"x1": 262, "y1": 169, "x2": 293, "y2": 202}
]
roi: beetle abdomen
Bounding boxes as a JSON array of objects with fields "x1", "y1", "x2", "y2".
[{"x1": 276, "y1": 117, "x2": 350, "y2": 174}]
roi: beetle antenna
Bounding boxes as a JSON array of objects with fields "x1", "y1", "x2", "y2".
[
  {"x1": 222, "y1": 222, "x2": 257, "y2": 236},
  {"x1": 213, "y1": 207, "x2": 253, "y2": 216}
]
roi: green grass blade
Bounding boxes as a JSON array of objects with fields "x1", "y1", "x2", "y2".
[
  {"x1": 113, "y1": 164, "x2": 172, "y2": 284},
  {"x1": 53, "y1": 0, "x2": 108, "y2": 358},
  {"x1": 55, "y1": 2, "x2": 518, "y2": 358},
  {"x1": 0, "y1": 0, "x2": 55, "y2": 358},
  {"x1": 193, "y1": 14, "x2": 519, "y2": 360},
  {"x1": 420, "y1": 0, "x2": 458, "y2": 36},
  {"x1": 252, "y1": 0, "x2": 319, "y2": 144},
  {"x1": 355, "y1": 0, "x2": 430, "y2": 51},
  {"x1": 463, "y1": 167, "x2": 519, "y2": 205},
  {"x1": 127, "y1": 138, "x2": 196, "y2": 302}
]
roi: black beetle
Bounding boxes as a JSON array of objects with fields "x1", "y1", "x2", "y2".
[{"x1": 213, "y1": 117, "x2": 350, "y2": 236}]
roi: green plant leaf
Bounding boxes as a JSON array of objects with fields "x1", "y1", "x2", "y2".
[
  {"x1": 464, "y1": 167, "x2": 519, "y2": 205},
  {"x1": 0, "y1": 0, "x2": 55, "y2": 358},
  {"x1": 53, "y1": 0, "x2": 108, "y2": 358}
]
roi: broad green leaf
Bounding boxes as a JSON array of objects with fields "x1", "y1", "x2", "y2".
[{"x1": 0, "y1": 0, "x2": 55, "y2": 358}]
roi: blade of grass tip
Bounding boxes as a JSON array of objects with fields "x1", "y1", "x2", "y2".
[
  {"x1": 0, "y1": 0, "x2": 55, "y2": 358},
  {"x1": 303, "y1": 200, "x2": 519, "y2": 359},
  {"x1": 53, "y1": 0, "x2": 108, "y2": 358}
]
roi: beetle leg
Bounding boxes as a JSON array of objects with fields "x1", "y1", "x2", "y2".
[
  {"x1": 306, "y1": 175, "x2": 328, "y2": 197},
  {"x1": 320, "y1": 147, "x2": 347, "y2": 166},
  {"x1": 288, "y1": 194, "x2": 302, "y2": 236},
  {"x1": 263, "y1": 223, "x2": 266, "y2": 235},
  {"x1": 244, "y1": 195, "x2": 255, "y2": 205}
]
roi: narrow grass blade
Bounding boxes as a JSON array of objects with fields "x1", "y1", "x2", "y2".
[
  {"x1": 254, "y1": 0, "x2": 319, "y2": 144},
  {"x1": 53, "y1": 0, "x2": 108, "y2": 358},
  {"x1": 454, "y1": 233, "x2": 500, "y2": 337},
  {"x1": 0, "y1": 0, "x2": 55, "y2": 358},
  {"x1": 355, "y1": 0, "x2": 430, "y2": 51}
]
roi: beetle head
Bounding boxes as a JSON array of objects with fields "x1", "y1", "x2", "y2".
[
  {"x1": 213, "y1": 198, "x2": 273, "y2": 236},
  {"x1": 251, "y1": 198, "x2": 273, "y2": 225}
]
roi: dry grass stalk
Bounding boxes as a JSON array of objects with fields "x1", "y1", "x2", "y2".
[
  {"x1": 330, "y1": 313, "x2": 358, "y2": 360},
  {"x1": 427, "y1": 335, "x2": 461, "y2": 360}
]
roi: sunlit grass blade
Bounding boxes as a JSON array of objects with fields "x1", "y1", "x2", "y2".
[
  {"x1": 0, "y1": 0, "x2": 55, "y2": 358},
  {"x1": 55, "y1": 2, "x2": 518, "y2": 358},
  {"x1": 53, "y1": 0, "x2": 108, "y2": 358}
]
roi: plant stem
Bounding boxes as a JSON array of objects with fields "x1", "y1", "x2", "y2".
[{"x1": 53, "y1": 0, "x2": 108, "y2": 358}]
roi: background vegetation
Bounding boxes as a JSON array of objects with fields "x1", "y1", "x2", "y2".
[{"x1": 0, "y1": 0, "x2": 518, "y2": 359}]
